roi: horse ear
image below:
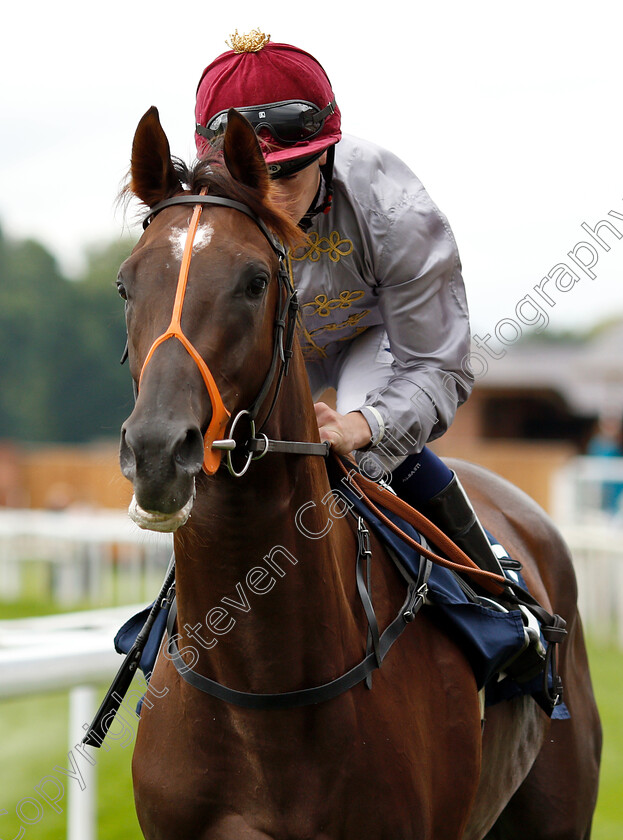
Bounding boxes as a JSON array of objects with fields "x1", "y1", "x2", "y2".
[
  {"x1": 223, "y1": 109, "x2": 270, "y2": 197},
  {"x1": 130, "y1": 106, "x2": 181, "y2": 206}
]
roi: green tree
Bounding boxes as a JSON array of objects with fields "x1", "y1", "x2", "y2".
[
  {"x1": 0, "y1": 227, "x2": 136, "y2": 443},
  {"x1": 0, "y1": 230, "x2": 73, "y2": 440},
  {"x1": 63, "y1": 238, "x2": 137, "y2": 442}
]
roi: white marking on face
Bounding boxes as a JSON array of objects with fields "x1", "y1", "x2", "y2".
[{"x1": 169, "y1": 222, "x2": 214, "y2": 262}]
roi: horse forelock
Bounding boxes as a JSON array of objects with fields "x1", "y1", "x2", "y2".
[{"x1": 175, "y1": 150, "x2": 303, "y2": 250}]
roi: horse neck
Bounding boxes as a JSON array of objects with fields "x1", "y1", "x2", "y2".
[{"x1": 172, "y1": 348, "x2": 359, "y2": 689}]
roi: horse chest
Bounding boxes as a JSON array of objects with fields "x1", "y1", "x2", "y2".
[{"x1": 133, "y1": 658, "x2": 481, "y2": 840}]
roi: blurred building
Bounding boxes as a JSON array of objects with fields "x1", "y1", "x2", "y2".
[
  {"x1": 473, "y1": 319, "x2": 623, "y2": 448},
  {"x1": 0, "y1": 441, "x2": 130, "y2": 510},
  {"x1": 432, "y1": 318, "x2": 623, "y2": 511},
  {"x1": 1, "y1": 319, "x2": 622, "y2": 514}
]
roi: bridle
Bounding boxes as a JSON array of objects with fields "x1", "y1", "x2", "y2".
[{"x1": 139, "y1": 191, "x2": 329, "y2": 477}]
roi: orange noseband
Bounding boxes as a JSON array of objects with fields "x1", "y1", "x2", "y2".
[{"x1": 138, "y1": 192, "x2": 230, "y2": 475}]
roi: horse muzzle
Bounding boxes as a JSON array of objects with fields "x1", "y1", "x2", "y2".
[
  {"x1": 120, "y1": 416, "x2": 205, "y2": 530},
  {"x1": 128, "y1": 489, "x2": 195, "y2": 532}
]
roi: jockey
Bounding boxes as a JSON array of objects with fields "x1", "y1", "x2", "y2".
[{"x1": 194, "y1": 31, "x2": 504, "y2": 578}]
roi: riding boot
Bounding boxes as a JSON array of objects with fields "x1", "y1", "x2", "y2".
[
  {"x1": 416, "y1": 471, "x2": 505, "y2": 576},
  {"x1": 391, "y1": 450, "x2": 505, "y2": 578},
  {"x1": 390, "y1": 450, "x2": 547, "y2": 681}
]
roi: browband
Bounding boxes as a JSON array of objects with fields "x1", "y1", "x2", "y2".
[{"x1": 143, "y1": 195, "x2": 285, "y2": 260}]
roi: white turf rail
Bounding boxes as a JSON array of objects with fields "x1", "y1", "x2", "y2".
[
  {"x1": 0, "y1": 605, "x2": 148, "y2": 840},
  {"x1": 0, "y1": 604, "x2": 145, "y2": 698}
]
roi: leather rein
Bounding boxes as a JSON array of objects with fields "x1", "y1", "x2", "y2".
[
  {"x1": 138, "y1": 190, "x2": 523, "y2": 712},
  {"x1": 140, "y1": 191, "x2": 329, "y2": 476}
]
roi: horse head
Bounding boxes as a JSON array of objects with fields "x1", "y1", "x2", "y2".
[{"x1": 118, "y1": 106, "x2": 300, "y2": 531}]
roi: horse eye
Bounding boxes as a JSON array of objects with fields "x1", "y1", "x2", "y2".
[
  {"x1": 246, "y1": 276, "x2": 268, "y2": 299},
  {"x1": 116, "y1": 278, "x2": 127, "y2": 300}
]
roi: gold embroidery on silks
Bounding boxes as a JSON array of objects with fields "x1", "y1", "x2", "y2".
[
  {"x1": 307, "y1": 310, "x2": 369, "y2": 337},
  {"x1": 302, "y1": 290, "x2": 365, "y2": 317},
  {"x1": 301, "y1": 325, "x2": 370, "y2": 360},
  {"x1": 287, "y1": 253, "x2": 328, "y2": 359},
  {"x1": 300, "y1": 312, "x2": 370, "y2": 360},
  {"x1": 287, "y1": 250, "x2": 369, "y2": 359},
  {"x1": 291, "y1": 231, "x2": 354, "y2": 263},
  {"x1": 299, "y1": 293, "x2": 370, "y2": 358}
]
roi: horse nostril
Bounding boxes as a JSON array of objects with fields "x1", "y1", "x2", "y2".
[
  {"x1": 119, "y1": 426, "x2": 137, "y2": 479},
  {"x1": 174, "y1": 427, "x2": 205, "y2": 474}
]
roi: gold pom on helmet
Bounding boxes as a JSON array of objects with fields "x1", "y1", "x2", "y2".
[{"x1": 226, "y1": 29, "x2": 271, "y2": 53}]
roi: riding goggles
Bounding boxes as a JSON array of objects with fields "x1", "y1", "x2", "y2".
[{"x1": 196, "y1": 98, "x2": 337, "y2": 145}]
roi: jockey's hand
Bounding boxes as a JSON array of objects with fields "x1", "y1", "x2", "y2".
[{"x1": 314, "y1": 402, "x2": 372, "y2": 455}]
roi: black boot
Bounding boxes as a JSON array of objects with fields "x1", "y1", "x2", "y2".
[
  {"x1": 413, "y1": 470, "x2": 548, "y2": 682},
  {"x1": 418, "y1": 471, "x2": 505, "y2": 577}
]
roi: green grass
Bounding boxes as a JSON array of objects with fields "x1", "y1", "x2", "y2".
[
  {"x1": 1, "y1": 597, "x2": 143, "y2": 839},
  {"x1": 586, "y1": 638, "x2": 623, "y2": 840},
  {"x1": 1, "y1": 595, "x2": 621, "y2": 839},
  {"x1": 0, "y1": 556, "x2": 167, "y2": 619},
  {"x1": 0, "y1": 688, "x2": 143, "y2": 839},
  {"x1": 0, "y1": 597, "x2": 88, "y2": 620}
]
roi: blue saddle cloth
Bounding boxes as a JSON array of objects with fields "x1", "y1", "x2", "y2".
[
  {"x1": 339, "y1": 483, "x2": 569, "y2": 719},
  {"x1": 115, "y1": 602, "x2": 169, "y2": 680},
  {"x1": 115, "y1": 486, "x2": 568, "y2": 719}
]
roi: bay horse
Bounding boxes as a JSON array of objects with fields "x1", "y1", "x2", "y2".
[{"x1": 117, "y1": 106, "x2": 601, "y2": 839}]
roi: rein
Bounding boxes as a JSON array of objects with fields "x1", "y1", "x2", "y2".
[
  {"x1": 89, "y1": 194, "x2": 567, "y2": 727},
  {"x1": 137, "y1": 194, "x2": 513, "y2": 698},
  {"x1": 140, "y1": 192, "x2": 328, "y2": 476},
  {"x1": 333, "y1": 458, "x2": 510, "y2": 597}
]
